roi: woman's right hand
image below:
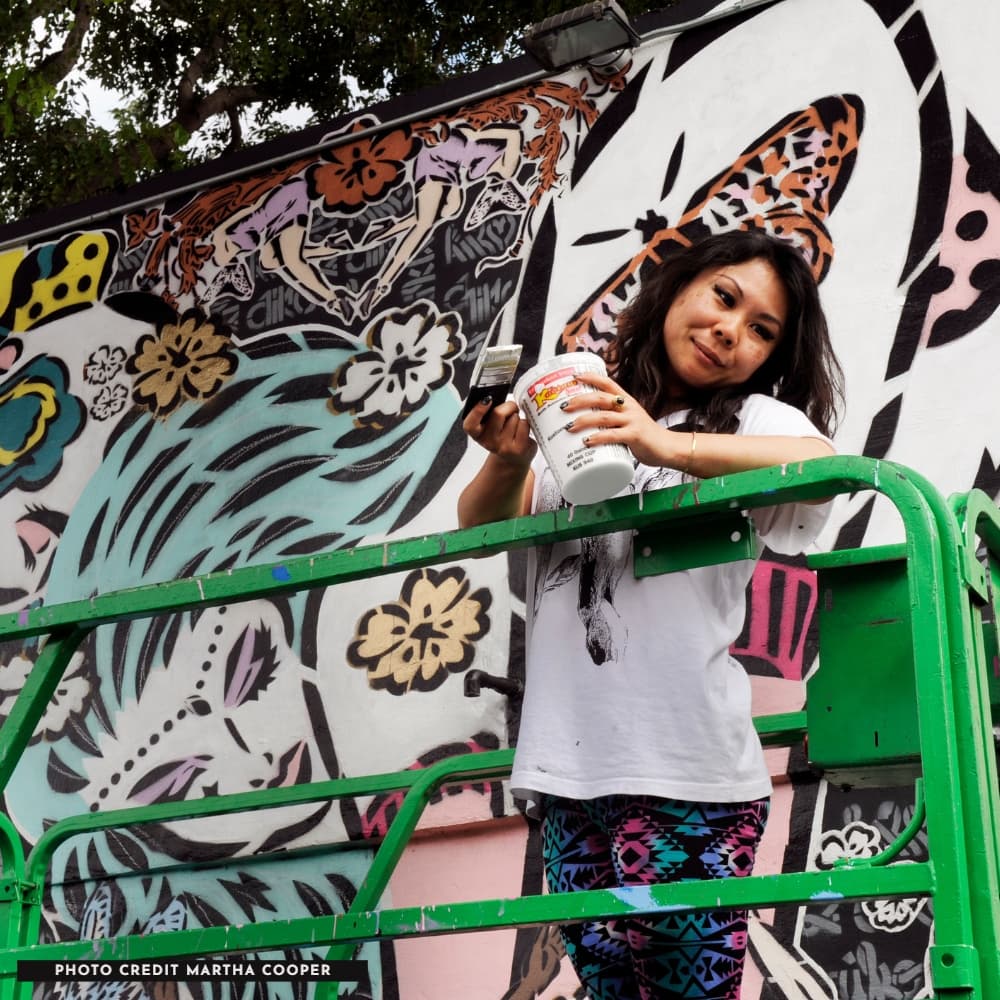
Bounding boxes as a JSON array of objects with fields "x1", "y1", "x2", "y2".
[
  {"x1": 458, "y1": 399, "x2": 536, "y2": 527},
  {"x1": 462, "y1": 398, "x2": 537, "y2": 468}
]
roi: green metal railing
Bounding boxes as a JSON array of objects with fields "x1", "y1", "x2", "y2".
[{"x1": 0, "y1": 456, "x2": 998, "y2": 998}]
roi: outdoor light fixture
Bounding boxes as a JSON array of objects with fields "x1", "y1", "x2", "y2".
[{"x1": 521, "y1": 0, "x2": 640, "y2": 73}]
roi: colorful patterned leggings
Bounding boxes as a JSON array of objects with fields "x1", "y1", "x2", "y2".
[{"x1": 540, "y1": 794, "x2": 769, "y2": 1000}]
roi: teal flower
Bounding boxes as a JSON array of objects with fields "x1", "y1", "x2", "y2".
[{"x1": 0, "y1": 356, "x2": 85, "y2": 498}]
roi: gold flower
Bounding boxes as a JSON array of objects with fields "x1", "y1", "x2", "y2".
[
  {"x1": 127, "y1": 309, "x2": 236, "y2": 417},
  {"x1": 348, "y1": 567, "x2": 491, "y2": 694}
]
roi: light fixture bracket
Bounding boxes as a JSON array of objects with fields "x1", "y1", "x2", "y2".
[{"x1": 521, "y1": 0, "x2": 640, "y2": 73}]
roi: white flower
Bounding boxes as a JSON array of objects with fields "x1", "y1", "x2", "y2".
[
  {"x1": 83, "y1": 345, "x2": 127, "y2": 385},
  {"x1": 330, "y1": 302, "x2": 464, "y2": 425},
  {"x1": 816, "y1": 820, "x2": 882, "y2": 868},
  {"x1": 90, "y1": 381, "x2": 129, "y2": 420},
  {"x1": 862, "y1": 887, "x2": 928, "y2": 933},
  {"x1": 0, "y1": 653, "x2": 92, "y2": 741}
]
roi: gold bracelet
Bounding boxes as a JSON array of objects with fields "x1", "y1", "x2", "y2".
[{"x1": 684, "y1": 430, "x2": 697, "y2": 474}]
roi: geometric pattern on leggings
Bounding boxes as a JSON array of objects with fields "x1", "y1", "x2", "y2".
[{"x1": 541, "y1": 794, "x2": 769, "y2": 1000}]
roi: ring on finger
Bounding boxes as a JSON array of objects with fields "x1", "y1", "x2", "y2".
[{"x1": 612, "y1": 395, "x2": 626, "y2": 411}]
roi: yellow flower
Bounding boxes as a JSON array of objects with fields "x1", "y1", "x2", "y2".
[
  {"x1": 348, "y1": 568, "x2": 491, "y2": 694},
  {"x1": 127, "y1": 309, "x2": 237, "y2": 417}
]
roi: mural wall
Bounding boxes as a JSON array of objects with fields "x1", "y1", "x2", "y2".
[{"x1": 2, "y1": 0, "x2": 999, "y2": 995}]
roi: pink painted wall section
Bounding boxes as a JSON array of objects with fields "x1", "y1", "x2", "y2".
[{"x1": 388, "y1": 818, "x2": 538, "y2": 999}]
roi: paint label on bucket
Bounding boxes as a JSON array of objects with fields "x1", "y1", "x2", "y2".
[
  {"x1": 522, "y1": 368, "x2": 592, "y2": 419},
  {"x1": 514, "y1": 355, "x2": 634, "y2": 506}
]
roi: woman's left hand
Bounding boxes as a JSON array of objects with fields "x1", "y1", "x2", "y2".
[
  {"x1": 566, "y1": 371, "x2": 836, "y2": 479},
  {"x1": 564, "y1": 371, "x2": 684, "y2": 469}
]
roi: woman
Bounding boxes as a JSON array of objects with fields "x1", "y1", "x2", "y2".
[{"x1": 458, "y1": 230, "x2": 844, "y2": 999}]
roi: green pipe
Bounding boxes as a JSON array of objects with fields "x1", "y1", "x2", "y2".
[
  {"x1": 0, "y1": 627, "x2": 90, "y2": 793},
  {"x1": 0, "y1": 859, "x2": 936, "y2": 974},
  {"x1": 18, "y1": 751, "x2": 516, "y2": 956},
  {"x1": 0, "y1": 459, "x2": 865, "y2": 647}
]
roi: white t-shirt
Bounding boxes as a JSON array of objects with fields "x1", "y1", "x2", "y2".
[{"x1": 510, "y1": 393, "x2": 833, "y2": 811}]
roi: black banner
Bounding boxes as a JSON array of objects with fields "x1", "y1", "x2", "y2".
[{"x1": 17, "y1": 959, "x2": 366, "y2": 982}]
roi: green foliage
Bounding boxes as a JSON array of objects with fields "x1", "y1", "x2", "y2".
[{"x1": 0, "y1": 0, "x2": 675, "y2": 225}]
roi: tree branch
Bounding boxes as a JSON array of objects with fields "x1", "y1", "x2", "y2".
[
  {"x1": 34, "y1": 0, "x2": 94, "y2": 88},
  {"x1": 224, "y1": 107, "x2": 243, "y2": 154},
  {"x1": 177, "y1": 36, "x2": 225, "y2": 116},
  {"x1": 147, "y1": 83, "x2": 263, "y2": 164}
]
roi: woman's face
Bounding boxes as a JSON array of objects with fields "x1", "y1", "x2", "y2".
[{"x1": 661, "y1": 257, "x2": 788, "y2": 399}]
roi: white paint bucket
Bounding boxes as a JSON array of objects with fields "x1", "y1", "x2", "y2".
[{"x1": 514, "y1": 353, "x2": 634, "y2": 505}]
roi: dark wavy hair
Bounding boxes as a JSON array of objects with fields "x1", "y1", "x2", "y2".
[{"x1": 613, "y1": 230, "x2": 844, "y2": 437}]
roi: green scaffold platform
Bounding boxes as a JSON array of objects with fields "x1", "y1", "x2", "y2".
[{"x1": 1, "y1": 456, "x2": 999, "y2": 998}]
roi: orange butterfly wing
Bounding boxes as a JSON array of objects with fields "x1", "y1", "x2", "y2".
[{"x1": 559, "y1": 95, "x2": 863, "y2": 357}]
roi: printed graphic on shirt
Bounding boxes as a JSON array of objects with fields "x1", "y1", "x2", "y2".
[{"x1": 532, "y1": 462, "x2": 686, "y2": 666}]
